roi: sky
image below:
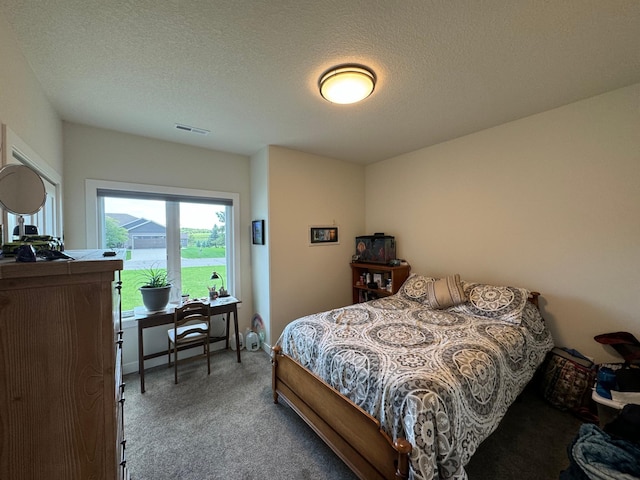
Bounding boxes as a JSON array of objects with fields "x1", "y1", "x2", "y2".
[{"x1": 105, "y1": 198, "x2": 223, "y2": 229}]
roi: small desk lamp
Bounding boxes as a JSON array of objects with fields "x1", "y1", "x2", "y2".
[{"x1": 210, "y1": 271, "x2": 228, "y2": 297}]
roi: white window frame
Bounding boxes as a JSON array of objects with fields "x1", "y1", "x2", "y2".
[
  {"x1": 1, "y1": 124, "x2": 63, "y2": 242},
  {"x1": 85, "y1": 179, "x2": 241, "y2": 301}
]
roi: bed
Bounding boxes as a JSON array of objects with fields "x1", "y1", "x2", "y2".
[{"x1": 272, "y1": 274, "x2": 554, "y2": 480}]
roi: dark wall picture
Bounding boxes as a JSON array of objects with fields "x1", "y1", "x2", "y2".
[
  {"x1": 252, "y1": 220, "x2": 265, "y2": 245},
  {"x1": 310, "y1": 226, "x2": 339, "y2": 245}
]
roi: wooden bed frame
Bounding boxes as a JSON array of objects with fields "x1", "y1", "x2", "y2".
[{"x1": 271, "y1": 292, "x2": 541, "y2": 480}]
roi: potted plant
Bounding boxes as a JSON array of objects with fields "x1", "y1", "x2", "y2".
[{"x1": 139, "y1": 266, "x2": 172, "y2": 312}]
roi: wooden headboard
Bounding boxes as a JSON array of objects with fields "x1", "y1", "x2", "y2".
[{"x1": 528, "y1": 291, "x2": 541, "y2": 308}]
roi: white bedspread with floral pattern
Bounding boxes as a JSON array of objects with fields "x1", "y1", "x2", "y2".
[{"x1": 277, "y1": 291, "x2": 554, "y2": 479}]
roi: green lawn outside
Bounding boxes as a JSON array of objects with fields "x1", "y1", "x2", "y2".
[
  {"x1": 180, "y1": 246, "x2": 225, "y2": 259},
  {"x1": 120, "y1": 249, "x2": 227, "y2": 311}
]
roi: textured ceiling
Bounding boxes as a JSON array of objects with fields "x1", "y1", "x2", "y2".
[{"x1": 1, "y1": 0, "x2": 639, "y2": 164}]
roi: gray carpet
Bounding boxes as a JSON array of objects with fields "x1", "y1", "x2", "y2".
[{"x1": 124, "y1": 350, "x2": 582, "y2": 480}]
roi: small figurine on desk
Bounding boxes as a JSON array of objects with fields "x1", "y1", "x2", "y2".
[{"x1": 208, "y1": 286, "x2": 218, "y2": 301}]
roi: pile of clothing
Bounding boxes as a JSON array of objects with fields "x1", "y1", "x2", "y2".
[
  {"x1": 560, "y1": 404, "x2": 640, "y2": 479},
  {"x1": 560, "y1": 331, "x2": 640, "y2": 479}
]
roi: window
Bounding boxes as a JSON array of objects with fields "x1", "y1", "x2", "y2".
[
  {"x1": 86, "y1": 180, "x2": 240, "y2": 313},
  {"x1": 1, "y1": 124, "x2": 62, "y2": 243}
]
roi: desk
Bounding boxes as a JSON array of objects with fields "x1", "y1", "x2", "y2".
[{"x1": 135, "y1": 296, "x2": 241, "y2": 393}]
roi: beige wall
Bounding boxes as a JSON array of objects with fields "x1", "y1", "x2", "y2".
[
  {"x1": 267, "y1": 146, "x2": 365, "y2": 343},
  {"x1": 0, "y1": 11, "x2": 62, "y2": 177},
  {"x1": 366, "y1": 83, "x2": 640, "y2": 363}
]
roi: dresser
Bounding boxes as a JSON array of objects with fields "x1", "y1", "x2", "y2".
[{"x1": 0, "y1": 250, "x2": 128, "y2": 479}]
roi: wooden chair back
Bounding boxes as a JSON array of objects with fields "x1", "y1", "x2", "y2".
[
  {"x1": 168, "y1": 301, "x2": 211, "y2": 384},
  {"x1": 173, "y1": 301, "x2": 210, "y2": 343}
]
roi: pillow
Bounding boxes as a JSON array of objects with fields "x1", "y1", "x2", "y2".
[
  {"x1": 450, "y1": 282, "x2": 529, "y2": 324},
  {"x1": 423, "y1": 274, "x2": 466, "y2": 309},
  {"x1": 398, "y1": 274, "x2": 437, "y2": 302}
]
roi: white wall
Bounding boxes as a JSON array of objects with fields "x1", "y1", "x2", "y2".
[
  {"x1": 0, "y1": 11, "x2": 62, "y2": 182},
  {"x1": 366, "y1": 83, "x2": 640, "y2": 363},
  {"x1": 267, "y1": 146, "x2": 365, "y2": 343},
  {"x1": 62, "y1": 122, "x2": 251, "y2": 249},
  {"x1": 63, "y1": 122, "x2": 253, "y2": 372},
  {"x1": 250, "y1": 147, "x2": 271, "y2": 347}
]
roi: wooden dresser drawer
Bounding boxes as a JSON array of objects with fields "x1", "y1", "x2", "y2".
[{"x1": 0, "y1": 250, "x2": 126, "y2": 479}]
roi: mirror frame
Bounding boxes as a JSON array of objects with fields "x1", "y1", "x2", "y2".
[{"x1": 0, "y1": 164, "x2": 47, "y2": 215}]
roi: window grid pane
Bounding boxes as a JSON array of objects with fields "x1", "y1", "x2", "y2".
[{"x1": 100, "y1": 194, "x2": 229, "y2": 312}]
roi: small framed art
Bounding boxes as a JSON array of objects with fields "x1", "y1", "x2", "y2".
[
  {"x1": 252, "y1": 220, "x2": 265, "y2": 245},
  {"x1": 309, "y1": 226, "x2": 339, "y2": 245}
]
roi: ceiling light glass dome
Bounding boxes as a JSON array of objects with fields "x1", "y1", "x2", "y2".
[{"x1": 319, "y1": 65, "x2": 376, "y2": 104}]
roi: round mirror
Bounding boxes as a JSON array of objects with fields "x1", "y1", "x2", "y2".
[{"x1": 0, "y1": 164, "x2": 46, "y2": 215}]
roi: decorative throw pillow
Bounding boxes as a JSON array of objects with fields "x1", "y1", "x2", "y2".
[
  {"x1": 451, "y1": 282, "x2": 529, "y2": 324},
  {"x1": 423, "y1": 274, "x2": 466, "y2": 309},
  {"x1": 398, "y1": 274, "x2": 437, "y2": 302}
]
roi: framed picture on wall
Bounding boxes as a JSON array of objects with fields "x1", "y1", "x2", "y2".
[
  {"x1": 309, "y1": 225, "x2": 339, "y2": 245},
  {"x1": 252, "y1": 220, "x2": 265, "y2": 245}
]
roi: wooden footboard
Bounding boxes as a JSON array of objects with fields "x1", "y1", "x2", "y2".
[{"x1": 272, "y1": 346, "x2": 411, "y2": 480}]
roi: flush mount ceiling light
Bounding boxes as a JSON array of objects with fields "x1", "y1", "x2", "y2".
[{"x1": 319, "y1": 65, "x2": 376, "y2": 104}]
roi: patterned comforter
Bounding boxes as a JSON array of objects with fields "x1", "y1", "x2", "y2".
[{"x1": 277, "y1": 293, "x2": 554, "y2": 480}]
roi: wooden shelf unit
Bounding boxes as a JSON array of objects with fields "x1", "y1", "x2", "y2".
[
  {"x1": 350, "y1": 262, "x2": 411, "y2": 303},
  {"x1": 0, "y1": 250, "x2": 129, "y2": 480}
]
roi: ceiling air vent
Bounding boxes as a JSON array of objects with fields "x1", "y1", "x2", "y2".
[{"x1": 175, "y1": 123, "x2": 210, "y2": 135}]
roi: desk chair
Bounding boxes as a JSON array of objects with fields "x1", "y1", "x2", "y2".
[{"x1": 167, "y1": 301, "x2": 211, "y2": 384}]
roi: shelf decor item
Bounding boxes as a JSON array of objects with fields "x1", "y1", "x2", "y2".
[{"x1": 252, "y1": 220, "x2": 265, "y2": 245}]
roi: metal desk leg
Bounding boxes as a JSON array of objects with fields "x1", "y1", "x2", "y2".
[
  {"x1": 138, "y1": 323, "x2": 146, "y2": 393},
  {"x1": 233, "y1": 306, "x2": 241, "y2": 363}
]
